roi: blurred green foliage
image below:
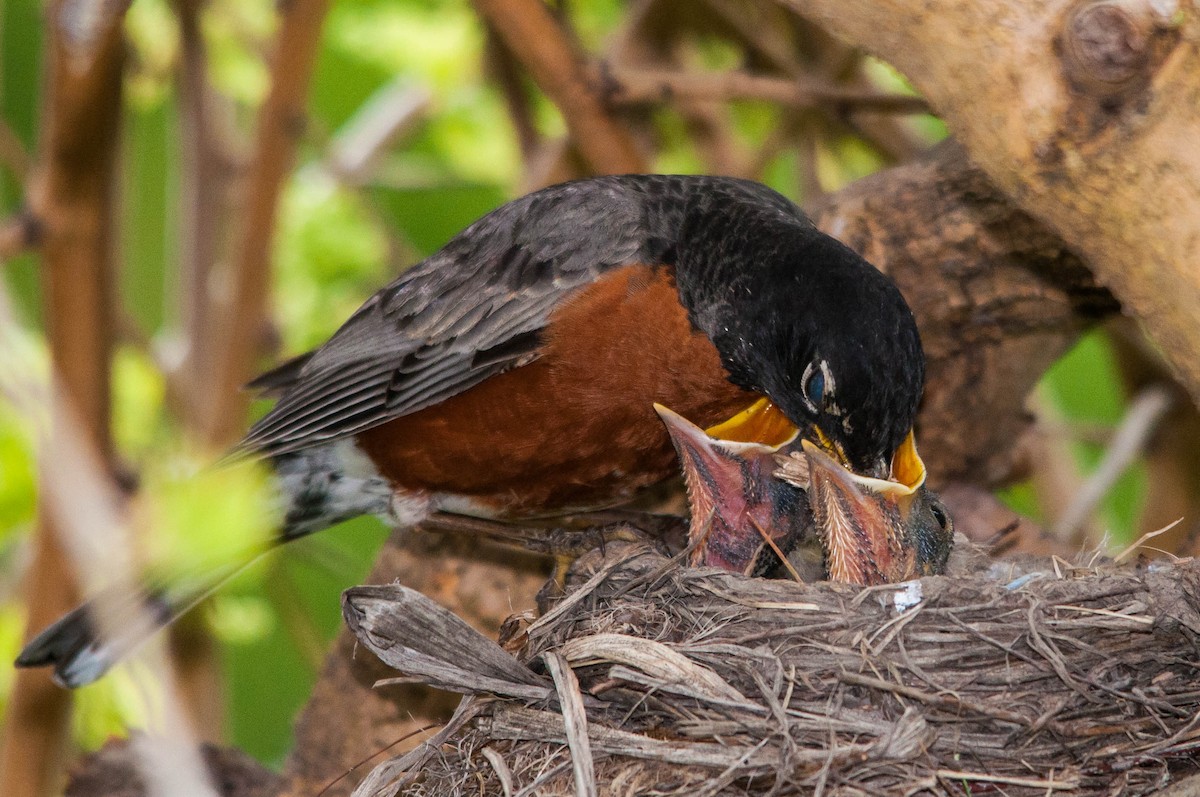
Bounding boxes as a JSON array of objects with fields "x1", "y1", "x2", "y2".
[
  {"x1": 1037, "y1": 330, "x2": 1145, "y2": 538},
  {"x1": 0, "y1": 0, "x2": 1143, "y2": 770}
]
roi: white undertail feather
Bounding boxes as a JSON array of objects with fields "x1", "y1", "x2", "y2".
[{"x1": 273, "y1": 439, "x2": 399, "y2": 539}]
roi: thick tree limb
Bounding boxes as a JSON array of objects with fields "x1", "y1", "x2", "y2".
[
  {"x1": 781, "y1": 0, "x2": 1200, "y2": 409},
  {"x1": 0, "y1": 3, "x2": 125, "y2": 796},
  {"x1": 472, "y1": 0, "x2": 646, "y2": 174}
]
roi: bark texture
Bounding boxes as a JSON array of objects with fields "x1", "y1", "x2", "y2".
[{"x1": 784, "y1": 0, "x2": 1200, "y2": 408}]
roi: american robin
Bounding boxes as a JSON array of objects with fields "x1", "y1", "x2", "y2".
[{"x1": 18, "y1": 174, "x2": 935, "y2": 687}]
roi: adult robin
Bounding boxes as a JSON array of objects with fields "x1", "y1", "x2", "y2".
[{"x1": 18, "y1": 174, "x2": 941, "y2": 687}]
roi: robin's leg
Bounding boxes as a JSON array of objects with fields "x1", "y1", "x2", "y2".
[
  {"x1": 420, "y1": 511, "x2": 680, "y2": 555},
  {"x1": 418, "y1": 511, "x2": 685, "y2": 597}
]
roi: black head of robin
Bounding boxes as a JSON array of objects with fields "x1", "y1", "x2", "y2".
[{"x1": 672, "y1": 181, "x2": 925, "y2": 483}]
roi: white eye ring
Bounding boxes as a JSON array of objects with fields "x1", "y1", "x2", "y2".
[{"x1": 800, "y1": 359, "x2": 836, "y2": 415}]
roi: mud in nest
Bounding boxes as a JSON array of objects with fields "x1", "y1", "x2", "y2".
[{"x1": 344, "y1": 542, "x2": 1200, "y2": 796}]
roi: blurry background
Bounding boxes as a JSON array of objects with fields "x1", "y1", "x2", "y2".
[{"x1": 0, "y1": 0, "x2": 1193, "y2": 788}]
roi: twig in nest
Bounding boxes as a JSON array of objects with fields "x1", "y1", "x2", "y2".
[
  {"x1": 934, "y1": 768, "x2": 1079, "y2": 790},
  {"x1": 543, "y1": 652, "x2": 597, "y2": 797},
  {"x1": 1114, "y1": 517, "x2": 1185, "y2": 564},
  {"x1": 314, "y1": 723, "x2": 441, "y2": 797}
]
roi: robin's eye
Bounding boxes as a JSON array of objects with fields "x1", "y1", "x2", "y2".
[
  {"x1": 806, "y1": 370, "x2": 824, "y2": 406},
  {"x1": 801, "y1": 361, "x2": 832, "y2": 413}
]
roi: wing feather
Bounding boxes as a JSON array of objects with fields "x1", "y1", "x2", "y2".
[{"x1": 237, "y1": 175, "x2": 804, "y2": 458}]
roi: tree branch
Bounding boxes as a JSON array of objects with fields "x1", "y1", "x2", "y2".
[
  {"x1": 483, "y1": 23, "x2": 543, "y2": 167},
  {"x1": 600, "y1": 66, "x2": 930, "y2": 114},
  {"x1": 0, "y1": 2, "x2": 126, "y2": 795},
  {"x1": 780, "y1": 0, "x2": 1200, "y2": 409},
  {"x1": 199, "y1": 0, "x2": 331, "y2": 447},
  {"x1": 173, "y1": 0, "x2": 242, "y2": 430},
  {"x1": 472, "y1": 0, "x2": 646, "y2": 174}
]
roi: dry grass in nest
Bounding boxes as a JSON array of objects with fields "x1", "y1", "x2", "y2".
[{"x1": 343, "y1": 540, "x2": 1200, "y2": 797}]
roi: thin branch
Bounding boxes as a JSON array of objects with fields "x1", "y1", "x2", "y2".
[
  {"x1": 746, "y1": 110, "x2": 804, "y2": 182},
  {"x1": 472, "y1": 0, "x2": 646, "y2": 174},
  {"x1": 601, "y1": 66, "x2": 930, "y2": 114},
  {"x1": 1053, "y1": 384, "x2": 1175, "y2": 541},
  {"x1": 0, "y1": 118, "x2": 31, "y2": 183},
  {"x1": 0, "y1": 211, "x2": 43, "y2": 262},
  {"x1": 173, "y1": 0, "x2": 242, "y2": 430},
  {"x1": 0, "y1": 1, "x2": 127, "y2": 792},
  {"x1": 483, "y1": 23, "x2": 542, "y2": 166},
  {"x1": 200, "y1": 0, "x2": 331, "y2": 448},
  {"x1": 935, "y1": 769, "x2": 1077, "y2": 790},
  {"x1": 1114, "y1": 518, "x2": 1185, "y2": 565},
  {"x1": 700, "y1": 0, "x2": 809, "y2": 77},
  {"x1": 113, "y1": 308, "x2": 195, "y2": 424},
  {"x1": 325, "y1": 78, "x2": 431, "y2": 186}
]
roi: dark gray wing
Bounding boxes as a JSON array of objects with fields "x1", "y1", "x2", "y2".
[
  {"x1": 244, "y1": 351, "x2": 315, "y2": 397},
  {"x1": 238, "y1": 175, "x2": 781, "y2": 458}
]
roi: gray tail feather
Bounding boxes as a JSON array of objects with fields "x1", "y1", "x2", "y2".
[
  {"x1": 15, "y1": 558, "x2": 262, "y2": 688},
  {"x1": 15, "y1": 594, "x2": 155, "y2": 688},
  {"x1": 15, "y1": 441, "x2": 395, "y2": 688}
]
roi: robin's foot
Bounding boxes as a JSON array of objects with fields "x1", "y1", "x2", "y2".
[{"x1": 419, "y1": 511, "x2": 676, "y2": 557}]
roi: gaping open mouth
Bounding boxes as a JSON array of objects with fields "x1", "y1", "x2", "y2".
[
  {"x1": 703, "y1": 397, "x2": 799, "y2": 450},
  {"x1": 781, "y1": 433, "x2": 928, "y2": 586},
  {"x1": 663, "y1": 396, "x2": 934, "y2": 586},
  {"x1": 656, "y1": 402, "x2": 804, "y2": 576}
]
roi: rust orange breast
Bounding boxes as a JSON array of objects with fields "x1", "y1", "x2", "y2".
[{"x1": 356, "y1": 264, "x2": 758, "y2": 517}]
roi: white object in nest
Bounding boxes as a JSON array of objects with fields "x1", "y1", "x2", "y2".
[{"x1": 891, "y1": 580, "x2": 923, "y2": 612}]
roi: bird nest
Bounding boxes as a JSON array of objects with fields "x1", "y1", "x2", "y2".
[{"x1": 343, "y1": 541, "x2": 1200, "y2": 797}]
